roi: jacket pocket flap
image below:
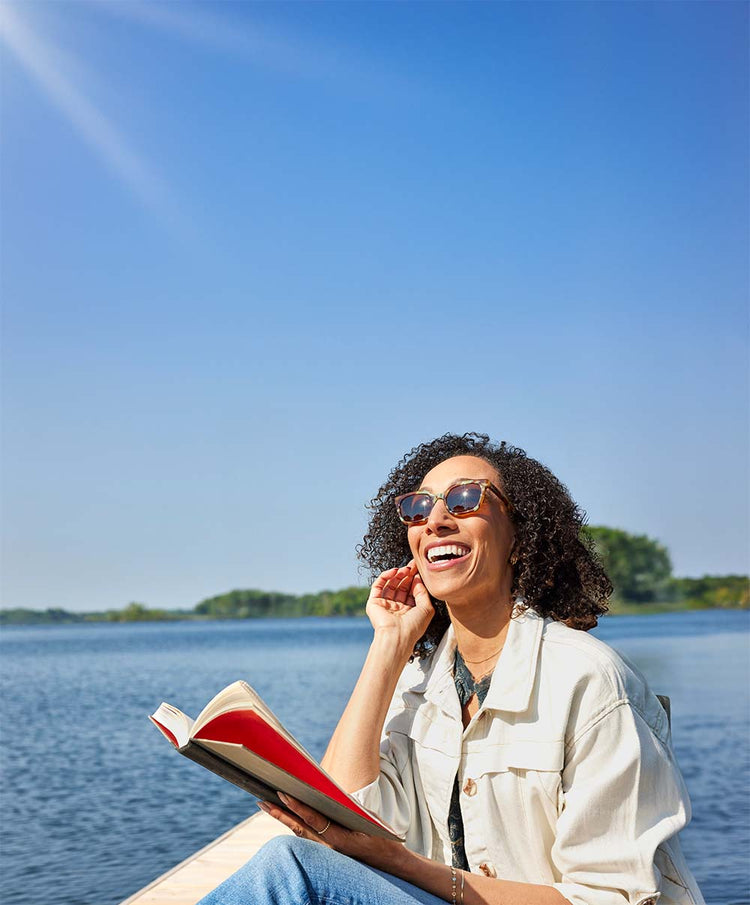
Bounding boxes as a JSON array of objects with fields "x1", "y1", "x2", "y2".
[
  {"x1": 468, "y1": 740, "x2": 565, "y2": 775},
  {"x1": 385, "y1": 706, "x2": 457, "y2": 753}
]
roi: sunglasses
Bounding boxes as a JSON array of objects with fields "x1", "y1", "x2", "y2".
[{"x1": 395, "y1": 479, "x2": 513, "y2": 526}]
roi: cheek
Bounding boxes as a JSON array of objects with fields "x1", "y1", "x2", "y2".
[
  {"x1": 480, "y1": 524, "x2": 513, "y2": 563},
  {"x1": 407, "y1": 529, "x2": 420, "y2": 557}
]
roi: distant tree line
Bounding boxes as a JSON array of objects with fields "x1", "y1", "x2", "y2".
[
  {"x1": 584, "y1": 526, "x2": 749, "y2": 609},
  {"x1": 2, "y1": 527, "x2": 747, "y2": 625},
  {"x1": 193, "y1": 586, "x2": 370, "y2": 619},
  {"x1": 664, "y1": 575, "x2": 749, "y2": 609},
  {"x1": 0, "y1": 602, "x2": 184, "y2": 625},
  {"x1": 0, "y1": 607, "x2": 88, "y2": 625},
  {"x1": 0, "y1": 588, "x2": 371, "y2": 625}
]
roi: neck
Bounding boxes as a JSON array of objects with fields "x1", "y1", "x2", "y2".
[{"x1": 447, "y1": 592, "x2": 514, "y2": 671}]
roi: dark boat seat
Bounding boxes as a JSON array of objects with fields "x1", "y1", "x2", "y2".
[{"x1": 656, "y1": 694, "x2": 671, "y2": 730}]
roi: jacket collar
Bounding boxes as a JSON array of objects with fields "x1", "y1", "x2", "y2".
[{"x1": 409, "y1": 606, "x2": 545, "y2": 716}]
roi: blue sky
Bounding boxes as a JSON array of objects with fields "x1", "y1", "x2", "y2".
[{"x1": 1, "y1": 1, "x2": 747, "y2": 612}]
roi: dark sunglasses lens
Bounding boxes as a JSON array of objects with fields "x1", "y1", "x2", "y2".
[
  {"x1": 398, "y1": 493, "x2": 433, "y2": 523},
  {"x1": 445, "y1": 482, "x2": 483, "y2": 515}
]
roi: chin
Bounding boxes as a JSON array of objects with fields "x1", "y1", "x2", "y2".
[{"x1": 422, "y1": 573, "x2": 472, "y2": 602}]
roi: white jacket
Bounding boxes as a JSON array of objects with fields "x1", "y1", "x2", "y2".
[{"x1": 351, "y1": 608, "x2": 704, "y2": 905}]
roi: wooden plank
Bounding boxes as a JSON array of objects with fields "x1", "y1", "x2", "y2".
[{"x1": 119, "y1": 812, "x2": 292, "y2": 905}]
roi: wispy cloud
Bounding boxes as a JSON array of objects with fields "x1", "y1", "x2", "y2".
[
  {"x1": 92, "y1": 0, "x2": 415, "y2": 97},
  {"x1": 0, "y1": 2, "x2": 171, "y2": 217},
  {"x1": 97, "y1": 0, "x2": 315, "y2": 75}
]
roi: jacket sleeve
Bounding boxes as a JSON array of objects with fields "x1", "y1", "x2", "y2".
[
  {"x1": 348, "y1": 712, "x2": 436, "y2": 857},
  {"x1": 551, "y1": 699, "x2": 692, "y2": 905},
  {"x1": 348, "y1": 732, "x2": 412, "y2": 835}
]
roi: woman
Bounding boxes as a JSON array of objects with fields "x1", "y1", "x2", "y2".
[{"x1": 199, "y1": 433, "x2": 703, "y2": 905}]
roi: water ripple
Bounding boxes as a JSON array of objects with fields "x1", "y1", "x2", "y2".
[{"x1": 1, "y1": 611, "x2": 748, "y2": 905}]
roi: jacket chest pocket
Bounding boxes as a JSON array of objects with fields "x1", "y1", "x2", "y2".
[
  {"x1": 467, "y1": 738, "x2": 565, "y2": 773},
  {"x1": 465, "y1": 740, "x2": 565, "y2": 815}
]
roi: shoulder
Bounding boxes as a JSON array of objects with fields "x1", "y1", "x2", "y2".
[
  {"x1": 537, "y1": 616, "x2": 669, "y2": 742},
  {"x1": 384, "y1": 648, "x2": 440, "y2": 720},
  {"x1": 540, "y1": 618, "x2": 636, "y2": 691}
]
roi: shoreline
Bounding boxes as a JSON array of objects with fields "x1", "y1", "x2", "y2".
[{"x1": 1, "y1": 600, "x2": 748, "y2": 627}]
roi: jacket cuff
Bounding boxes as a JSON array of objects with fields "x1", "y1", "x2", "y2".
[
  {"x1": 553, "y1": 882, "x2": 660, "y2": 905},
  {"x1": 348, "y1": 777, "x2": 383, "y2": 816}
]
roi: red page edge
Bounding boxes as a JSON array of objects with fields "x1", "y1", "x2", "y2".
[
  {"x1": 194, "y1": 710, "x2": 386, "y2": 830},
  {"x1": 150, "y1": 715, "x2": 179, "y2": 748}
]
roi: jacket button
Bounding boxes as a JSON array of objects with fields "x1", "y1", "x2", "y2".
[
  {"x1": 462, "y1": 778, "x2": 477, "y2": 796},
  {"x1": 479, "y1": 861, "x2": 497, "y2": 878}
]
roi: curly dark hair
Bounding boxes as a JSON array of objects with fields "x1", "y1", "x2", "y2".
[{"x1": 357, "y1": 432, "x2": 611, "y2": 659}]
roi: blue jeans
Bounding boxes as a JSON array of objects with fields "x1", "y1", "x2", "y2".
[{"x1": 196, "y1": 835, "x2": 448, "y2": 905}]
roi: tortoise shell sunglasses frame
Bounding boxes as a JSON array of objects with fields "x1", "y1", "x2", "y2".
[{"x1": 395, "y1": 479, "x2": 514, "y2": 526}]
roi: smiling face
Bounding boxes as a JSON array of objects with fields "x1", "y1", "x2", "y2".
[{"x1": 407, "y1": 455, "x2": 516, "y2": 608}]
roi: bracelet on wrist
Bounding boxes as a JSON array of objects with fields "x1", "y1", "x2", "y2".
[{"x1": 450, "y1": 866, "x2": 467, "y2": 905}]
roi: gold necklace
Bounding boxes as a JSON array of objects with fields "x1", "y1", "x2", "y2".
[{"x1": 460, "y1": 643, "x2": 505, "y2": 665}]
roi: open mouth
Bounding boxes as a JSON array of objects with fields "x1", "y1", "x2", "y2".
[{"x1": 425, "y1": 543, "x2": 471, "y2": 566}]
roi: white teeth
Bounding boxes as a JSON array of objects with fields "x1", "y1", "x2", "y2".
[{"x1": 426, "y1": 544, "x2": 471, "y2": 563}]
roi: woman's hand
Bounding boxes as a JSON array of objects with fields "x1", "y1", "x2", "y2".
[
  {"x1": 257, "y1": 794, "x2": 410, "y2": 877},
  {"x1": 365, "y1": 562, "x2": 434, "y2": 653},
  {"x1": 259, "y1": 796, "x2": 569, "y2": 905}
]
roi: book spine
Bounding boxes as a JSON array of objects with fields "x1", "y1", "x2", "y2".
[
  {"x1": 179, "y1": 741, "x2": 286, "y2": 808},
  {"x1": 181, "y1": 741, "x2": 400, "y2": 841}
]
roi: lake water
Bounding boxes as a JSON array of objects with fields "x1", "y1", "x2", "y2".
[{"x1": 1, "y1": 610, "x2": 748, "y2": 905}]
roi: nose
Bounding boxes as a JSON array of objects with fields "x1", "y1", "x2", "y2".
[{"x1": 424, "y1": 497, "x2": 457, "y2": 534}]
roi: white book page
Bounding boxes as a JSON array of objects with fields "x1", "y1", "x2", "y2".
[
  {"x1": 190, "y1": 681, "x2": 351, "y2": 800},
  {"x1": 150, "y1": 703, "x2": 194, "y2": 748},
  {"x1": 192, "y1": 681, "x2": 315, "y2": 760}
]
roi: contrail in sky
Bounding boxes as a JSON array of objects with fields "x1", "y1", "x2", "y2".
[
  {"x1": 94, "y1": 0, "x2": 344, "y2": 79},
  {"x1": 0, "y1": 2, "x2": 170, "y2": 217},
  {"x1": 93, "y1": 0, "x2": 415, "y2": 96}
]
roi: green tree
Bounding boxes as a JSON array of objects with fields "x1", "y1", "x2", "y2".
[
  {"x1": 194, "y1": 589, "x2": 300, "y2": 619},
  {"x1": 584, "y1": 526, "x2": 673, "y2": 603},
  {"x1": 109, "y1": 602, "x2": 176, "y2": 622},
  {"x1": 0, "y1": 607, "x2": 84, "y2": 625},
  {"x1": 669, "y1": 575, "x2": 749, "y2": 609},
  {"x1": 193, "y1": 586, "x2": 370, "y2": 619}
]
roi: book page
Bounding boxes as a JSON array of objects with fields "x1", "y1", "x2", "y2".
[
  {"x1": 192, "y1": 681, "x2": 317, "y2": 757},
  {"x1": 196, "y1": 739, "x2": 402, "y2": 841},
  {"x1": 192, "y1": 681, "x2": 334, "y2": 779},
  {"x1": 150, "y1": 704, "x2": 194, "y2": 748}
]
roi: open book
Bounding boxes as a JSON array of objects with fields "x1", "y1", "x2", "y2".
[{"x1": 150, "y1": 680, "x2": 401, "y2": 841}]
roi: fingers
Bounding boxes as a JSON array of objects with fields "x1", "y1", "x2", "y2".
[
  {"x1": 395, "y1": 566, "x2": 416, "y2": 596},
  {"x1": 258, "y1": 798, "x2": 403, "y2": 874},
  {"x1": 258, "y1": 803, "x2": 312, "y2": 841},
  {"x1": 258, "y1": 799, "x2": 334, "y2": 845},
  {"x1": 370, "y1": 564, "x2": 419, "y2": 610},
  {"x1": 274, "y1": 794, "x2": 342, "y2": 839},
  {"x1": 370, "y1": 567, "x2": 399, "y2": 593},
  {"x1": 389, "y1": 564, "x2": 418, "y2": 598},
  {"x1": 370, "y1": 569, "x2": 410, "y2": 610},
  {"x1": 393, "y1": 561, "x2": 429, "y2": 611},
  {"x1": 410, "y1": 571, "x2": 434, "y2": 614}
]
